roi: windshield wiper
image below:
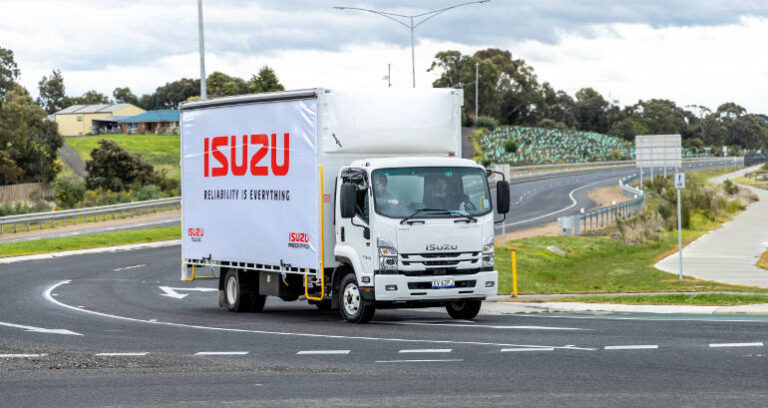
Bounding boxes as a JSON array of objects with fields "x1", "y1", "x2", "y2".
[
  {"x1": 400, "y1": 208, "x2": 451, "y2": 225},
  {"x1": 449, "y1": 211, "x2": 477, "y2": 223}
]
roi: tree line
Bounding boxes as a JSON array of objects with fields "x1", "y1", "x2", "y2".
[{"x1": 429, "y1": 48, "x2": 768, "y2": 152}]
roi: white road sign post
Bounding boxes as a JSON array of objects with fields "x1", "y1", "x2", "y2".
[
  {"x1": 674, "y1": 172, "x2": 685, "y2": 281},
  {"x1": 635, "y1": 135, "x2": 682, "y2": 186}
]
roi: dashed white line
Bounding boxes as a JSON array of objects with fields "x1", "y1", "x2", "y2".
[
  {"x1": 500, "y1": 347, "x2": 554, "y2": 352},
  {"x1": 296, "y1": 350, "x2": 351, "y2": 355},
  {"x1": 709, "y1": 342, "x2": 764, "y2": 348},
  {"x1": 604, "y1": 345, "x2": 659, "y2": 350},
  {"x1": 375, "y1": 359, "x2": 463, "y2": 363},
  {"x1": 113, "y1": 264, "x2": 146, "y2": 271},
  {"x1": 0, "y1": 354, "x2": 47, "y2": 358},
  {"x1": 398, "y1": 349, "x2": 452, "y2": 353},
  {"x1": 94, "y1": 352, "x2": 149, "y2": 357},
  {"x1": 194, "y1": 351, "x2": 249, "y2": 356}
]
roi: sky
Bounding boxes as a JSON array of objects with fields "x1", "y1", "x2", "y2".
[{"x1": 1, "y1": 0, "x2": 767, "y2": 113}]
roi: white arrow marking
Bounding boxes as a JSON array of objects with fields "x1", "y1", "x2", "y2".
[
  {"x1": 0, "y1": 321, "x2": 81, "y2": 336},
  {"x1": 158, "y1": 286, "x2": 217, "y2": 299}
]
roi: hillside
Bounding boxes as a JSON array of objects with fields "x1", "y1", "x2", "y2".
[{"x1": 65, "y1": 134, "x2": 180, "y2": 180}]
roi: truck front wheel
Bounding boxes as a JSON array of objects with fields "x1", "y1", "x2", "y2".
[
  {"x1": 446, "y1": 300, "x2": 482, "y2": 320},
  {"x1": 338, "y1": 273, "x2": 375, "y2": 323},
  {"x1": 224, "y1": 269, "x2": 266, "y2": 313}
]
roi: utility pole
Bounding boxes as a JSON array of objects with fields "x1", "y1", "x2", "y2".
[
  {"x1": 475, "y1": 61, "x2": 479, "y2": 120},
  {"x1": 387, "y1": 64, "x2": 391, "y2": 88},
  {"x1": 197, "y1": 0, "x2": 207, "y2": 100}
]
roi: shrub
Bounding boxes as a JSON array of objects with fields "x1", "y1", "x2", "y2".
[
  {"x1": 474, "y1": 115, "x2": 498, "y2": 130},
  {"x1": 722, "y1": 179, "x2": 739, "y2": 195},
  {"x1": 504, "y1": 139, "x2": 518, "y2": 154},
  {"x1": 53, "y1": 174, "x2": 86, "y2": 209},
  {"x1": 86, "y1": 139, "x2": 154, "y2": 192},
  {"x1": 132, "y1": 185, "x2": 163, "y2": 201}
]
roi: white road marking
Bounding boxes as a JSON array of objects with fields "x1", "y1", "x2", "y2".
[
  {"x1": 296, "y1": 350, "x2": 351, "y2": 355},
  {"x1": 376, "y1": 359, "x2": 463, "y2": 363},
  {"x1": 0, "y1": 320, "x2": 81, "y2": 336},
  {"x1": 0, "y1": 354, "x2": 47, "y2": 358},
  {"x1": 194, "y1": 351, "x2": 249, "y2": 356},
  {"x1": 399, "y1": 349, "x2": 452, "y2": 353},
  {"x1": 500, "y1": 347, "x2": 555, "y2": 352},
  {"x1": 113, "y1": 264, "x2": 146, "y2": 271},
  {"x1": 94, "y1": 352, "x2": 149, "y2": 357},
  {"x1": 159, "y1": 286, "x2": 218, "y2": 299},
  {"x1": 709, "y1": 342, "x2": 764, "y2": 348},
  {"x1": 44, "y1": 280, "x2": 579, "y2": 350},
  {"x1": 389, "y1": 321, "x2": 588, "y2": 331},
  {"x1": 604, "y1": 345, "x2": 659, "y2": 350}
]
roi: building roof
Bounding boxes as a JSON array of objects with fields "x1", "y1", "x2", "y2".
[
  {"x1": 118, "y1": 110, "x2": 180, "y2": 123},
  {"x1": 55, "y1": 103, "x2": 136, "y2": 115}
]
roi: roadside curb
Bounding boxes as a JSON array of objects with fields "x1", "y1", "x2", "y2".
[
  {"x1": 0, "y1": 240, "x2": 181, "y2": 265},
  {"x1": 485, "y1": 299, "x2": 768, "y2": 315}
]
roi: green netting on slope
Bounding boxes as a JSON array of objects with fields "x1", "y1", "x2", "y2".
[{"x1": 477, "y1": 126, "x2": 707, "y2": 165}]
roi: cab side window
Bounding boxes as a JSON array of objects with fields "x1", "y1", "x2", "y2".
[{"x1": 341, "y1": 169, "x2": 369, "y2": 224}]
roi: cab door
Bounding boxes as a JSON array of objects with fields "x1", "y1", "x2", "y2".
[{"x1": 336, "y1": 168, "x2": 374, "y2": 278}]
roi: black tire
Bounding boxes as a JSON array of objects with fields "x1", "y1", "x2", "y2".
[
  {"x1": 223, "y1": 269, "x2": 266, "y2": 312},
  {"x1": 446, "y1": 300, "x2": 482, "y2": 320},
  {"x1": 338, "y1": 273, "x2": 375, "y2": 323}
]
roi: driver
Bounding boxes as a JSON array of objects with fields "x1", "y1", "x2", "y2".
[
  {"x1": 373, "y1": 173, "x2": 399, "y2": 206},
  {"x1": 425, "y1": 177, "x2": 454, "y2": 209}
]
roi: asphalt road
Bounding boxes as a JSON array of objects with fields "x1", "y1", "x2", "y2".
[{"x1": 3, "y1": 245, "x2": 768, "y2": 407}]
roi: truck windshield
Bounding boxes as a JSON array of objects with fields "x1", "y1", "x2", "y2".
[{"x1": 371, "y1": 167, "x2": 492, "y2": 219}]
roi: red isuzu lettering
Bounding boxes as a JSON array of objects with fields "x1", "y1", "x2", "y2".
[{"x1": 203, "y1": 133, "x2": 290, "y2": 177}]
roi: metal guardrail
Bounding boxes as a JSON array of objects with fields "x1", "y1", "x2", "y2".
[
  {"x1": 558, "y1": 174, "x2": 645, "y2": 236},
  {"x1": 0, "y1": 197, "x2": 180, "y2": 235}
]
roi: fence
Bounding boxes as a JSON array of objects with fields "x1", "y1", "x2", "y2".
[
  {"x1": 0, "y1": 183, "x2": 52, "y2": 204},
  {"x1": 558, "y1": 175, "x2": 645, "y2": 236},
  {"x1": 0, "y1": 197, "x2": 180, "y2": 235}
]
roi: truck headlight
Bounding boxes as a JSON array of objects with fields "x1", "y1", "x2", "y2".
[
  {"x1": 377, "y1": 238, "x2": 398, "y2": 271},
  {"x1": 482, "y1": 237, "x2": 495, "y2": 267}
]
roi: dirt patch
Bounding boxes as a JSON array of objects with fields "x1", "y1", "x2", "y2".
[
  {"x1": 496, "y1": 221, "x2": 561, "y2": 244},
  {"x1": 588, "y1": 185, "x2": 630, "y2": 207},
  {"x1": 0, "y1": 209, "x2": 179, "y2": 242}
]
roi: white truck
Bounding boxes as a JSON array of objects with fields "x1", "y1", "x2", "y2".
[{"x1": 179, "y1": 88, "x2": 510, "y2": 323}]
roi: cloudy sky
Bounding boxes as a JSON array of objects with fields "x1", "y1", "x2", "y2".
[{"x1": 2, "y1": 0, "x2": 767, "y2": 113}]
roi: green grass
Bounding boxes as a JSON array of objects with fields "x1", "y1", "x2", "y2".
[
  {"x1": 555, "y1": 293, "x2": 768, "y2": 306},
  {"x1": 66, "y1": 134, "x2": 180, "y2": 180},
  {"x1": 0, "y1": 226, "x2": 180, "y2": 258},
  {"x1": 733, "y1": 175, "x2": 768, "y2": 190}
]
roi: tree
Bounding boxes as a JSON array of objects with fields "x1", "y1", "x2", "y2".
[
  {"x1": 247, "y1": 66, "x2": 285, "y2": 93},
  {"x1": 0, "y1": 84, "x2": 62, "y2": 183},
  {"x1": 0, "y1": 150, "x2": 22, "y2": 185},
  {"x1": 146, "y1": 78, "x2": 200, "y2": 109},
  {"x1": 0, "y1": 46, "x2": 20, "y2": 104},
  {"x1": 85, "y1": 139, "x2": 154, "y2": 191},
  {"x1": 574, "y1": 88, "x2": 610, "y2": 133},
  {"x1": 112, "y1": 87, "x2": 139, "y2": 105},
  {"x1": 66, "y1": 90, "x2": 112, "y2": 105},
  {"x1": 206, "y1": 72, "x2": 247, "y2": 98},
  {"x1": 36, "y1": 69, "x2": 67, "y2": 114}
]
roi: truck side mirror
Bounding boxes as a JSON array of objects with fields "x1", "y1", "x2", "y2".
[
  {"x1": 340, "y1": 183, "x2": 356, "y2": 218},
  {"x1": 496, "y1": 180, "x2": 510, "y2": 214}
]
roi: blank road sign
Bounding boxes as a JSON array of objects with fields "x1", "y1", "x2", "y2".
[{"x1": 635, "y1": 134, "x2": 682, "y2": 168}]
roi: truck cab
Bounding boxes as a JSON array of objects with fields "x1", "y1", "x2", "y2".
[{"x1": 333, "y1": 157, "x2": 510, "y2": 322}]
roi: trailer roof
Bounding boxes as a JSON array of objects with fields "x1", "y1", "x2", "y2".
[
  {"x1": 180, "y1": 89, "x2": 319, "y2": 111},
  {"x1": 350, "y1": 157, "x2": 482, "y2": 170}
]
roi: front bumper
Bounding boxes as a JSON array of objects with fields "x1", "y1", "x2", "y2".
[{"x1": 373, "y1": 270, "x2": 498, "y2": 302}]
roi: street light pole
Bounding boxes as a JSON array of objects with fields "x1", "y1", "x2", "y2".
[
  {"x1": 197, "y1": 0, "x2": 207, "y2": 100},
  {"x1": 334, "y1": 1, "x2": 490, "y2": 88},
  {"x1": 475, "y1": 61, "x2": 479, "y2": 120}
]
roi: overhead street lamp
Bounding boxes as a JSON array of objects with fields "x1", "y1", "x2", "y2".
[{"x1": 334, "y1": 1, "x2": 490, "y2": 88}]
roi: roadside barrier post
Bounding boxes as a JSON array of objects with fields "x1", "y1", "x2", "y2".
[{"x1": 511, "y1": 248, "x2": 518, "y2": 297}]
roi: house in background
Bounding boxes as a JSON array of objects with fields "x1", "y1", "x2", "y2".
[
  {"x1": 118, "y1": 110, "x2": 180, "y2": 134},
  {"x1": 54, "y1": 104, "x2": 145, "y2": 136}
]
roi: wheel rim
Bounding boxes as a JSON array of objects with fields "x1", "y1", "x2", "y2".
[
  {"x1": 226, "y1": 275, "x2": 238, "y2": 306},
  {"x1": 450, "y1": 301, "x2": 465, "y2": 311},
  {"x1": 342, "y1": 282, "x2": 361, "y2": 317}
]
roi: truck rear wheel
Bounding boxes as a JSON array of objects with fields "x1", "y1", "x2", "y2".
[
  {"x1": 224, "y1": 269, "x2": 266, "y2": 312},
  {"x1": 446, "y1": 300, "x2": 482, "y2": 320},
  {"x1": 338, "y1": 273, "x2": 375, "y2": 323}
]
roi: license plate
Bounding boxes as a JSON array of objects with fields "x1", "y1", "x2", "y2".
[{"x1": 432, "y1": 278, "x2": 455, "y2": 289}]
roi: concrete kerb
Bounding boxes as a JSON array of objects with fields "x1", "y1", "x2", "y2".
[
  {"x1": 484, "y1": 298, "x2": 768, "y2": 315},
  {"x1": 0, "y1": 240, "x2": 181, "y2": 264}
]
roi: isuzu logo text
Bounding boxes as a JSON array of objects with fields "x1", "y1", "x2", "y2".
[
  {"x1": 187, "y1": 227, "x2": 204, "y2": 242},
  {"x1": 425, "y1": 243, "x2": 458, "y2": 251},
  {"x1": 204, "y1": 133, "x2": 290, "y2": 177},
  {"x1": 288, "y1": 232, "x2": 310, "y2": 249}
]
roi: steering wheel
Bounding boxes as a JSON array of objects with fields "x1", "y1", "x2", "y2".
[{"x1": 462, "y1": 200, "x2": 477, "y2": 211}]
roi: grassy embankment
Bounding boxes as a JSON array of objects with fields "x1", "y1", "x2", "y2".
[
  {"x1": 0, "y1": 226, "x2": 180, "y2": 258},
  {"x1": 556, "y1": 293, "x2": 768, "y2": 306},
  {"x1": 495, "y1": 167, "x2": 768, "y2": 297},
  {"x1": 66, "y1": 134, "x2": 180, "y2": 180}
]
